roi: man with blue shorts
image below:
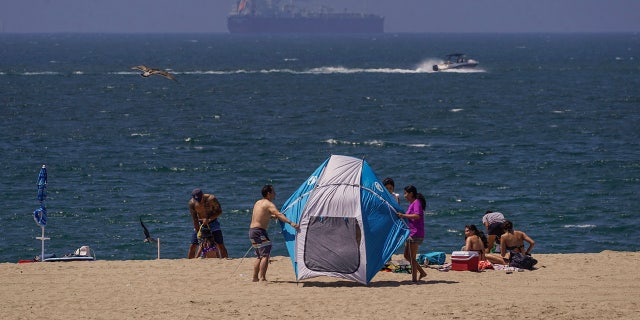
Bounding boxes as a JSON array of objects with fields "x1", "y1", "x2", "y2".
[{"x1": 188, "y1": 188, "x2": 228, "y2": 258}]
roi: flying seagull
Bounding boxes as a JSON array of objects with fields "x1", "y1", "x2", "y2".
[
  {"x1": 140, "y1": 217, "x2": 157, "y2": 243},
  {"x1": 131, "y1": 65, "x2": 177, "y2": 81}
]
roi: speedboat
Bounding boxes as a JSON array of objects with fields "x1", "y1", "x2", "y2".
[{"x1": 432, "y1": 53, "x2": 479, "y2": 71}]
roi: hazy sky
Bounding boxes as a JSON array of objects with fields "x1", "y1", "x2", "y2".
[{"x1": 1, "y1": 0, "x2": 639, "y2": 33}]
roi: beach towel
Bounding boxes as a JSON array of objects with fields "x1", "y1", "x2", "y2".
[{"x1": 478, "y1": 260, "x2": 493, "y2": 270}]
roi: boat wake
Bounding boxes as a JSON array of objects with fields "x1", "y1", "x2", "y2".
[
  {"x1": 415, "y1": 59, "x2": 443, "y2": 73},
  {"x1": 325, "y1": 139, "x2": 430, "y2": 148},
  {"x1": 438, "y1": 68, "x2": 486, "y2": 74},
  {"x1": 156, "y1": 64, "x2": 486, "y2": 75},
  {"x1": 5, "y1": 64, "x2": 486, "y2": 77}
]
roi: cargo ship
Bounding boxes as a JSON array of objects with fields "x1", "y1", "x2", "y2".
[{"x1": 227, "y1": 0, "x2": 384, "y2": 34}]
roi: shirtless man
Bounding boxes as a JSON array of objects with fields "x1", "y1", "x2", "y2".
[
  {"x1": 249, "y1": 185, "x2": 298, "y2": 282},
  {"x1": 188, "y1": 188, "x2": 228, "y2": 259}
]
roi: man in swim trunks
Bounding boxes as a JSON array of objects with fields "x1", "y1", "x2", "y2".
[
  {"x1": 188, "y1": 188, "x2": 228, "y2": 259},
  {"x1": 249, "y1": 185, "x2": 298, "y2": 282},
  {"x1": 482, "y1": 210, "x2": 505, "y2": 254}
]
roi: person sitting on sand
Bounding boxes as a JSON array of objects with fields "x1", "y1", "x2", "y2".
[
  {"x1": 500, "y1": 220, "x2": 535, "y2": 261},
  {"x1": 464, "y1": 225, "x2": 506, "y2": 265}
]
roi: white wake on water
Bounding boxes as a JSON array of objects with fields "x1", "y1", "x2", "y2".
[
  {"x1": 324, "y1": 139, "x2": 429, "y2": 148},
  {"x1": 12, "y1": 63, "x2": 486, "y2": 77},
  {"x1": 563, "y1": 224, "x2": 597, "y2": 229},
  {"x1": 159, "y1": 63, "x2": 486, "y2": 75},
  {"x1": 415, "y1": 59, "x2": 442, "y2": 73}
]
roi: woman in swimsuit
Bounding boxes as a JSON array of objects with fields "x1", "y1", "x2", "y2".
[
  {"x1": 463, "y1": 225, "x2": 486, "y2": 257},
  {"x1": 500, "y1": 220, "x2": 535, "y2": 261},
  {"x1": 464, "y1": 225, "x2": 506, "y2": 265}
]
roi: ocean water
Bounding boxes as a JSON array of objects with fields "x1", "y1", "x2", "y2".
[{"x1": 1, "y1": 33, "x2": 639, "y2": 263}]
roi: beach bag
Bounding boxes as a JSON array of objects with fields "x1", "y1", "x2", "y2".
[
  {"x1": 509, "y1": 252, "x2": 537, "y2": 270},
  {"x1": 417, "y1": 252, "x2": 446, "y2": 265}
]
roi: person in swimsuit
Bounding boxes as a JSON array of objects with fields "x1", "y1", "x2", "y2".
[
  {"x1": 463, "y1": 225, "x2": 486, "y2": 258},
  {"x1": 397, "y1": 185, "x2": 427, "y2": 282},
  {"x1": 482, "y1": 210, "x2": 506, "y2": 253},
  {"x1": 464, "y1": 225, "x2": 505, "y2": 265},
  {"x1": 500, "y1": 220, "x2": 535, "y2": 261},
  {"x1": 188, "y1": 188, "x2": 228, "y2": 259},
  {"x1": 249, "y1": 185, "x2": 299, "y2": 282}
]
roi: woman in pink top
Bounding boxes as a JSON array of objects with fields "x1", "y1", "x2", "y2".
[{"x1": 397, "y1": 185, "x2": 427, "y2": 282}]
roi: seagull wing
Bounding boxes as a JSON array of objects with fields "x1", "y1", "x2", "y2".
[
  {"x1": 152, "y1": 70, "x2": 177, "y2": 81},
  {"x1": 131, "y1": 65, "x2": 152, "y2": 72},
  {"x1": 140, "y1": 217, "x2": 151, "y2": 239}
]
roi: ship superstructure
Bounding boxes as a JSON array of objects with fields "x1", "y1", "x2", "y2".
[{"x1": 227, "y1": 0, "x2": 384, "y2": 34}]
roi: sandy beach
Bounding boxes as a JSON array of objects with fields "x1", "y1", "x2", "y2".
[{"x1": 1, "y1": 251, "x2": 638, "y2": 319}]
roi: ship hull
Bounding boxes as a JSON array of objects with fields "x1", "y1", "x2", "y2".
[{"x1": 227, "y1": 15, "x2": 384, "y2": 34}]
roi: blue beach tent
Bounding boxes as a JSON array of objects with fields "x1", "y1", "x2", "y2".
[{"x1": 280, "y1": 155, "x2": 410, "y2": 284}]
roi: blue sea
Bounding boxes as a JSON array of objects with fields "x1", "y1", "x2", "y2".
[{"x1": 1, "y1": 33, "x2": 639, "y2": 263}]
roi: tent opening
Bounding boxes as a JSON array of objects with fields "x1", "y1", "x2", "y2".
[{"x1": 303, "y1": 216, "x2": 361, "y2": 274}]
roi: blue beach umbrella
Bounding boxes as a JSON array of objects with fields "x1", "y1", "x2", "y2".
[
  {"x1": 34, "y1": 165, "x2": 47, "y2": 227},
  {"x1": 37, "y1": 164, "x2": 47, "y2": 202},
  {"x1": 33, "y1": 207, "x2": 47, "y2": 227},
  {"x1": 33, "y1": 164, "x2": 50, "y2": 261}
]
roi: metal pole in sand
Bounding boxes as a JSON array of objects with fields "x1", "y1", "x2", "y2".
[
  {"x1": 41, "y1": 227, "x2": 45, "y2": 259},
  {"x1": 157, "y1": 238, "x2": 160, "y2": 259},
  {"x1": 35, "y1": 226, "x2": 49, "y2": 261}
]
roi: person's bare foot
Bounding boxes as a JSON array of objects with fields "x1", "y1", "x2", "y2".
[
  {"x1": 252, "y1": 277, "x2": 259, "y2": 282},
  {"x1": 419, "y1": 272, "x2": 427, "y2": 281}
]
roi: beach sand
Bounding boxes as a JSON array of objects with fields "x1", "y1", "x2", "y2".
[{"x1": 1, "y1": 251, "x2": 638, "y2": 319}]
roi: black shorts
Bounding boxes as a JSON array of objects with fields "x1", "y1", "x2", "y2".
[{"x1": 487, "y1": 222, "x2": 504, "y2": 236}]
